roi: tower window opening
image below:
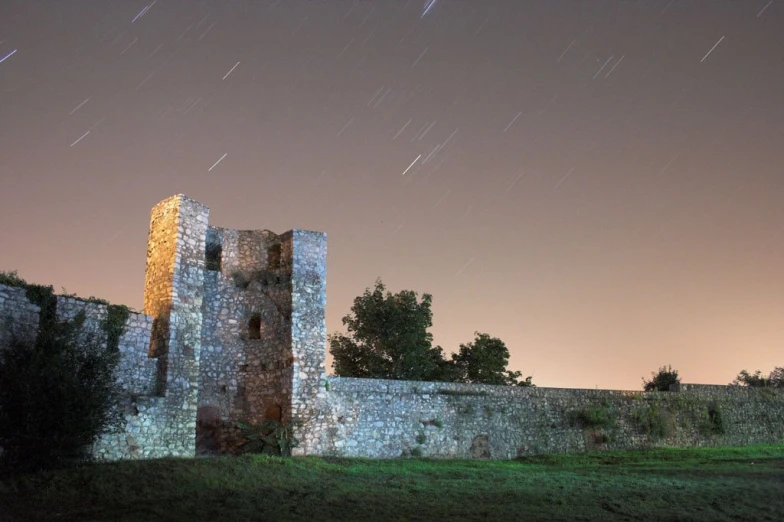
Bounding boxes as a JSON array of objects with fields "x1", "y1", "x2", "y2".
[
  {"x1": 248, "y1": 313, "x2": 262, "y2": 340},
  {"x1": 205, "y1": 241, "x2": 222, "y2": 271},
  {"x1": 267, "y1": 243, "x2": 281, "y2": 270}
]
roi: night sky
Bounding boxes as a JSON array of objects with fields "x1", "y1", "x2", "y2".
[{"x1": 1, "y1": 1, "x2": 782, "y2": 390}]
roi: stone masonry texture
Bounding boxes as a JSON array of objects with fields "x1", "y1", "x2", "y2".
[{"x1": 1, "y1": 194, "x2": 782, "y2": 462}]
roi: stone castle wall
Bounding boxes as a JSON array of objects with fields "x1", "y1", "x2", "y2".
[
  {"x1": 55, "y1": 296, "x2": 158, "y2": 396},
  {"x1": 197, "y1": 227, "x2": 297, "y2": 453},
  {"x1": 2, "y1": 194, "x2": 782, "y2": 463},
  {"x1": 0, "y1": 195, "x2": 328, "y2": 461},
  {"x1": 288, "y1": 230, "x2": 329, "y2": 456},
  {"x1": 0, "y1": 285, "x2": 40, "y2": 347},
  {"x1": 297, "y1": 377, "x2": 784, "y2": 459},
  {"x1": 142, "y1": 195, "x2": 209, "y2": 458},
  {"x1": 0, "y1": 285, "x2": 178, "y2": 459}
]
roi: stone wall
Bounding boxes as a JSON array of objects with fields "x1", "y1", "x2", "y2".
[
  {"x1": 1, "y1": 195, "x2": 331, "y2": 461},
  {"x1": 0, "y1": 284, "x2": 40, "y2": 347},
  {"x1": 143, "y1": 194, "x2": 209, "y2": 458},
  {"x1": 197, "y1": 227, "x2": 296, "y2": 454},
  {"x1": 195, "y1": 227, "x2": 327, "y2": 454},
  {"x1": 298, "y1": 377, "x2": 784, "y2": 459},
  {"x1": 0, "y1": 283, "x2": 177, "y2": 460},
  {"x1": 288, "y1": 230, "x2": 329, "y2": 456},
  {"x1": 3, "y1": 194, "x2": 783, "y2": 464},
  {"x1": 55, "y1": 296, "x2": 157, "y2": 396}
]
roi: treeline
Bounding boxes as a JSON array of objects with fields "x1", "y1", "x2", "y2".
[
  {"x1": 643, "y1": 365, "x2": 783, "y2": 392},
  {"x1": 330, "y1": 279, "x2": 782, "y2": 393},
  {"x1": 329, "y1": 279, "x2": 532, "y2": 386}
]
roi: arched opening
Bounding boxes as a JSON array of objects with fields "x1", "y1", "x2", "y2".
[
  {"x1": 248, "y1": 313, "x2": 262, "y2": 340},
  {"x1": 264, "y1": 403, "x2": 282, "y2": 422},
  {"x1": 196, "y1": 405, "x2": 223, "y2": 456}
]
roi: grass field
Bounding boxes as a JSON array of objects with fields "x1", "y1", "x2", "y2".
[{"x1": 1, "y1": 444, "x2": 782, "y2": 521}]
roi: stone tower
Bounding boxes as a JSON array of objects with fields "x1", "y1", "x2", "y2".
[
  {"x1": 143, "y1": 195, "x2": 209, "y2": 456},
  {"x1": 143, "y1": 194, "x2": 327, "y2": 455}
]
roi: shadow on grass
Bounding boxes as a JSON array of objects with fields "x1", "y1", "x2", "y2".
[{"x1": 1, "y1": 445, "x2": 783, "y2": 521}]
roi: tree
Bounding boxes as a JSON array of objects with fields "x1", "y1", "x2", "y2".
[
  {"x1": 329, "y1": 279, "x2": 447, "y2": 381},
  {"x1": 642, "y1": 365, "x2": 680, "y2": 392},
  {"x1": 329, "y1": 279, "x2": 532, "y2": 386},
  {"x1": 451, "y1": 332, "x2": 533, "y2": 386},
  {"x1": 731, "y1": 367, "x2": 783, "y2": 388},
  {"x1": 0, "y1": 311, "x2": 123, "y2": 472},
  {"x1": 773, "y1": 367, "x2": 784, "y2": 387}
]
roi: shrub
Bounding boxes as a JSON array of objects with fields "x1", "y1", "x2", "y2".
[
  {"x1": 732, "y1": 368, "x2": 783, "y2": 388},
  {"x1": 415, "y1": 432, "x2": 427, "y2": 445},
  {"x1": 698, "y1": 404, "x2": 725, "y2": 436},
  {"x1": 571, "y1": 404, "x2": 616, "y2": 429},
  {"x1": 235, "y1": 419, "x2": 298, "y2": 456},
  {"x1": 0, "y1": 270, "x2": 27, "y2": 288},
  {"x1": 631, "y1": 402, "x2": 676, "y2": 440},
  {"x1": 0, "y1": 312, "x2": 123, "y2": 472},
  {"x1": 643, "y1": 365, "x2": 680, "y2": 392}
]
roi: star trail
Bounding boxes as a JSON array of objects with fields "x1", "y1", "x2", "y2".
[{"x1": 1, "y1": 0, "x2": 782, "y2": 389}]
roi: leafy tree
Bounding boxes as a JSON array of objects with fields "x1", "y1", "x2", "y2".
[
  {"x1": 329, "y1": 279, "x2": 447, "y2": 381},
  {"x1": 642, "y1": 365, "x2": 680, "y2": 392},
  {"x1": 731, "y1": 367, "x2": 783, "y2": 388},
  {"x1": 0, "y1": 312, "x2": 123, "y2": 472},
  {"x1": 451, "y1": 332, "x2": 533, "y2": 386},
  {"x1": 329, "y1": 279, "x2": 532, "y2": 386},
  {"x1": 773, "y1": 367, "x2": 784, "y2": 387}
]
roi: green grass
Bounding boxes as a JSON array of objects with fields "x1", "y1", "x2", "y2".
[{"x1": 1, "y1": 444, "x2": 782, "y2": 521}]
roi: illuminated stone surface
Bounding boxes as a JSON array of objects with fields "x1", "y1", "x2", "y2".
[{"x1": 1, "y1": 194, "x2": 782, "y2": 461}]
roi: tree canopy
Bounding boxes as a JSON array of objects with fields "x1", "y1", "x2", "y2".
[
  {"x1": 329, "y1": 279, "x2": 532, "y2": 386},
  {"x1": 329, "y1": 279, "x2": 447, "y2": 381},
  {"x1": 642, "y1": 364, "x2": 680, "y2": 392},
  {"x1": 450, "y1": 332, "x2": 532, "y2": 386},
  {"x1": 731, "y1": 367, "x2": 783, "y2": 388}
]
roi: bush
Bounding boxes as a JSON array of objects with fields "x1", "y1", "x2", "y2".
[
  {"x1": 0, "y1": 312, "x2": 123, "y2": 472},
  {"x1": 699, "y1": 404, "x2": 725, "y2": 436},
  {"x1": 643, "y1": 365, "x2": 680, "y2": 392},
  {"x1": 235, "y1": 419, "x2": 298, "y2": 456},
  {"x1": 571, "y1": 404, "x2": 616, "y2": 429},
  {"x1": 631, "y1": 402, "x2": 676, "y2": 440},
  {"x1": 731, "y1": 368, "x2": 783, "y2": 388},
  {"x1": 0, "y1": 270, "x2": 27, "y2": 288}
]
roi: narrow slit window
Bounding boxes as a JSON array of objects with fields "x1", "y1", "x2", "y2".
[
  {"x1": 267, "y1": 243, "x2": 281, "y2": 270},
  {"x1": 248, "y1": 313, "x2": 262, "y2": 340}
]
